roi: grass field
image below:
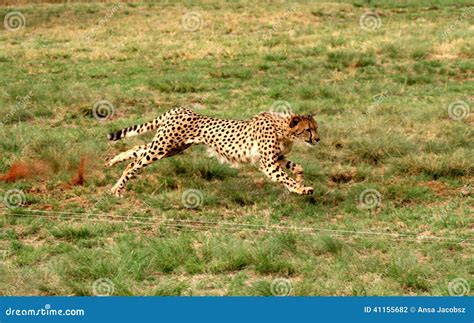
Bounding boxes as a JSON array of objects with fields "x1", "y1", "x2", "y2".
[{"x1": 0, "y1": 0, "x2": 472, "y2": 296}]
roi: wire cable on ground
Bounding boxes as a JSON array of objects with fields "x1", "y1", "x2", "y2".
[{"x1": 1, "y1": 209, "x2": 472, "y2": 245}]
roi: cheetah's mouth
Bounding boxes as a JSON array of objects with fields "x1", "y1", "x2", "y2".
[{"x1": 306, "y1": 140, "x2": 318, "y2": 146}]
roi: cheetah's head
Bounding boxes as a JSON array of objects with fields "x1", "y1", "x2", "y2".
[{"x1": 289, "y1": 114, "x2": 320, "y2": 146}]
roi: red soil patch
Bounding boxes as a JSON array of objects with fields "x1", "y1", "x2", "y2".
[
  {"x1": 0, "y1": 156, "x2": 89, "y2": 188},
  {"x1": 0, "y1": 161, "x2": 30, "y2": 182},
  {"x1": 70, "y1": 156, "x2": 87, "y2": 186},
  {"x1": 1, "y1": 155, "x2": 96, "y2": 214},
  {"x1": 0, "y1": 160, "x2": 50, "y2": 182}
]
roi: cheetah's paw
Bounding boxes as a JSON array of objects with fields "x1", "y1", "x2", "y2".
[
  {"x1": 294, "y1": 186, "x2": 314, "y2": 195},
  {"x1": 104, "y1": 158, "x2": 115, "y2": 168},
  {"x1": 110, "y1": 184, "x2": 124, "y2": 197}
]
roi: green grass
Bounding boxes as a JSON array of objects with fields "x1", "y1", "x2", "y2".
[{"x1": 0, "y1": 0, "x2": 473, "y2": 296}]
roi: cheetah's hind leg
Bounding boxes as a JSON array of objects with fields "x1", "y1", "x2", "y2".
[{"x1": 110, "y1": 139, "x2": 172, "y2": 197}]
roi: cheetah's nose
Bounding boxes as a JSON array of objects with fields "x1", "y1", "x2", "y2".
[{"x1": 316, "y1": 138, "x2": 320, "y2": 142}]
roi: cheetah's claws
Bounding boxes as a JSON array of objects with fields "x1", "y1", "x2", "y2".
[
  {"x1": 110, "y1": 185, "x2": 123, "y2": 197},
  {"x1": 104, "y1": 157, "x2": 115, "y2": 168},
  {"x1": 294, "y1": 186, "x2": 314, "y2": 195}
]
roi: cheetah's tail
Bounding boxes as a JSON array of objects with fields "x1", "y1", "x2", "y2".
[{"x1": 107, "y1": 116, "x2": 163, "y2": 141}]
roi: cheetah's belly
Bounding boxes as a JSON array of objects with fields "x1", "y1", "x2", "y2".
[{"x1": 248, "y1": 142, "x2": 260, "y2": 164}]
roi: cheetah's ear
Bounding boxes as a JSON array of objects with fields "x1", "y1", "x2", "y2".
[{"x1": 289, "y1": 116, "x2": 301, "y2": 128}]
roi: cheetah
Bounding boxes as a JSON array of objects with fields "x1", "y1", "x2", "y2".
[{"x1": 106, "y1": 107, "x2": 320, "y2": 197}]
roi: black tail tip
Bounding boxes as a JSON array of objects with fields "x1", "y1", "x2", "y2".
[
  {"x1": 107, "y1": 132, "x2": 118, "y2": 141},
  {"x1": 108, "y1": 129, "x2": 126, "y2": 141}
]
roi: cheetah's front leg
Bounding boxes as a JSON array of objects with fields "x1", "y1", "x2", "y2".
[
  {"x1": 105, "y1": 143, "x2": 152, "y2": 168},
  {"x1": 259, "y1": 157, "x2": 313, "y2": 195},
  {"x1": 277, "y1": 158, "x2": 305, "y2": 185}
]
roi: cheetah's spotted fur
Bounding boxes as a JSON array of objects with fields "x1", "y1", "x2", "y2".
[{"x1": 106, "y1": 107, "x2": 320, "y2": 197}]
